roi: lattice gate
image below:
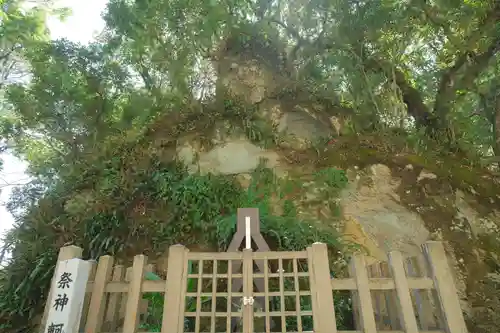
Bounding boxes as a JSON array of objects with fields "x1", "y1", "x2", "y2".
[
  {"x1": 41, "y1": 201, "x2": 469, "y2": 333},
  {"x1": 43, "y1": 240, "x2": 469, "y2": 333},
  {"x1": 162, "y1": 244, "x2": 336, "y2": 333}
]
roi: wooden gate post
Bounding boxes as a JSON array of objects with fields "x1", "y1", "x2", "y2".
[
  {"x1": 309, "y1": 242, "x2": 338, "y2": 333},
  {"x1": 85, "y1": 255, "x2": 114, "y2": 332},
  {"x1": 351, "y1": 254, "x2": 377, "y2": 332},
  {"x1": 161, "y1": 245, "x2": 189, "y2": 333},
  {"x1": 122, "y1": 254, "x2": 147, "y2": 333},
  {"x1": 388, "y1": 251, "x2": 419, "y2": 333},
  {"x1": 423, "y1": 241, "x2": 468, "y2": 333},
  {"x1": 242, "y1": 249, "x2": 254, "y2": 333}
]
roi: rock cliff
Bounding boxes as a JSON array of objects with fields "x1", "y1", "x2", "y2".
[{"x1": 156, "y1": 32, "x2": 500, "y2": 331}]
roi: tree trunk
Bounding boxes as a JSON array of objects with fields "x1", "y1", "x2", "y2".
[{"x1": 363, "y1": 58, "x2": 442, "y2": 135}]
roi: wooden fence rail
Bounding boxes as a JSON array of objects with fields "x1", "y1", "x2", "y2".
[{"x1": 41, "y1": 241, "x2": 468, "y2": 333}]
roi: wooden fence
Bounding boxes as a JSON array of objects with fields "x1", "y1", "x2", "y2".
[{"x1": 42, "y1": 241, "x2": 468, "y2": 333}]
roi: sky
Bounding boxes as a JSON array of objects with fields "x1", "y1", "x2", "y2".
[{"x1": 0, "y1": 0, "x2": 108, "y2": 246}]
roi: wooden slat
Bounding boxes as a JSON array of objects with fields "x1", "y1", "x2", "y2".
[
  {"x1": 278, "y1": 258, "x2": 286, "y2": 333},
  {"x1": 122, "y1": 255, "x2": 147, "y2": 333},
  {"x1": 187, "y1": 252, "x2": 243, "y2": 260},
  {"x1": 194, "y1": 259, "x2": 203, "y2": 333},
  {"x1": 423, "y1": 242, "x2": 468, "y2": 333},
  {"x1": 161, "y1": 245, "x2": 188, "y2": 333},
  {"x1": 79, "y1": 260, "x2": 97, "y2": 329},
  {"x1": 104, "y1": 265, "x2": 124, "y2": 331},
  {"x1": 211, "y1": 260, "x2": 217, "y2": 333},
  {"x1": 351, "y1": 254, "x2": 377, "y2": 333},
  {"x1": 85, "y1": 255, "x2": 114, "y2": 333},
  {"x1": 310, "y1": 243, "x2": 337, "y2": 333},
  {"x1": 181, "y1": 291, "x2": 310, "y2": 297},
  {"x1": 230, "y1": 255, "x2": 243, "y2": 332},
  {"x1": 252, "y1": 251, "x2": 308, "y2": 260},
  {"x1": 141, "y1": 264, "x2": 154, "y2": 322},
  {"x1": 263, "y1": 257, "x2": 271, "y2": 333},
  {"x1": 330, "y1": 277, "x2": 434, "y2": 290},
  {"x1": 292, "y1": 258, "x2": 303, "y2": 332},
  {"x1": 348, "y1": 262, "x2": 360, "y2": 331},
  {"x1": 82, "y1": 272, "x2": 408, "y2": 294},
  {"x1": 368, "y1": 263, "x2": 384, "y2": 329},
  {"x1": 407, "y1": 256, "x2": 435, "y2": 330},
  {"x1": 185, "y1": 310, "x2": 306, "y2": 317},
  {"x1": 388, "y1": 251, "x2": 419, "y2": 333},
  {"x1": 242, "y1": 249, "x2": 254, "y2": 333},
  {"x1": 226, "y1": 259, "x2": 233, "y2": 333},
  {"x1": 186, "y1": 251, "x2": 308, "y2": 260},
  {"x1": 181, "y1": 272, "x2": 309, "y2": 278},
  {"x1": 380, "y1": 262, "x2": 400, "y2": 330},
  {"x1": 119, "y1": 267, "x2": 132, "y2": 319}
]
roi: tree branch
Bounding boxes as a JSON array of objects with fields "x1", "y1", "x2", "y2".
[
  {"x1": 416, "y1": 1, "x2": 461, "y2": 49},
  {"x1": 0, "y1": 178, "x2": 33, "y2": 189},
  {"x1": 363, "y1": 57, "x2": 440, "y2": 132},
  {"x1": 433, "y1": 4, "x2": 500, "y2": 119},
  {"x1": 434, "y1": 35, "x2": 500, "y2": 120},
  {"x1": 494, "y1": 94, "x2": 500, "y2": 158},
  {"x1": 457, "y1": 38, "x2": 500, "y2": 91}
]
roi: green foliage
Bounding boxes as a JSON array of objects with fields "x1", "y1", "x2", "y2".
[
  {"x1": 216, "y1": 163, "x2": 347, "y2": 253},
  {"x1": 0, "y1": 146, "x2": 349, "y2": 330}
]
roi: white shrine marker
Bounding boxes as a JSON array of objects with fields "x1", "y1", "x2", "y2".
[
  {"x1": 245, "y1": 216, "x2": 251, "y2": 249},
  {"x1": 44, "y1": 258, "x2": 91, "y2": 333}
]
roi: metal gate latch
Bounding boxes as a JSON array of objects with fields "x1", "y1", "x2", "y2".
[{"x1": 243, "y1": 297, "x2": 254, "y2": 306}]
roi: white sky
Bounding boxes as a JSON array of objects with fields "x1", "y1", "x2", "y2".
[{"x1": 0, "y1": 0, "x2": 108, "y2": 244}]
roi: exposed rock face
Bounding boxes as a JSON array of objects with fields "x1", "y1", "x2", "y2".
[
  {"x1": 173, "y1": 131, "x2": 500, "y2": 326},
  {"x1": 277, "y1": 107, "x2": 332, "y2": 146},
  {"x1": 340, "y1": 164, "x2": 430, "y2": 261},
  {"x1": 216, "y1": 43, "x2": 333, "y2": 147},
  {"x1": 218, "y1": 59, "x2": 280, "y2": 104},
  {"x1": 454, "y1": 189, "x2": 500, "y2": 237},
  {"x1": 202, "y1": 38, "x2": 500, "y2": 273},
  {"x1": 177, "y1": 138, "x2": 281, "y2": 175},
  {"x1": 342, "y1": 216, "x2": 386, "y2": 264},
  {"x1": 198, "y1": 31, "x2": 500, "y2": 332}
]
